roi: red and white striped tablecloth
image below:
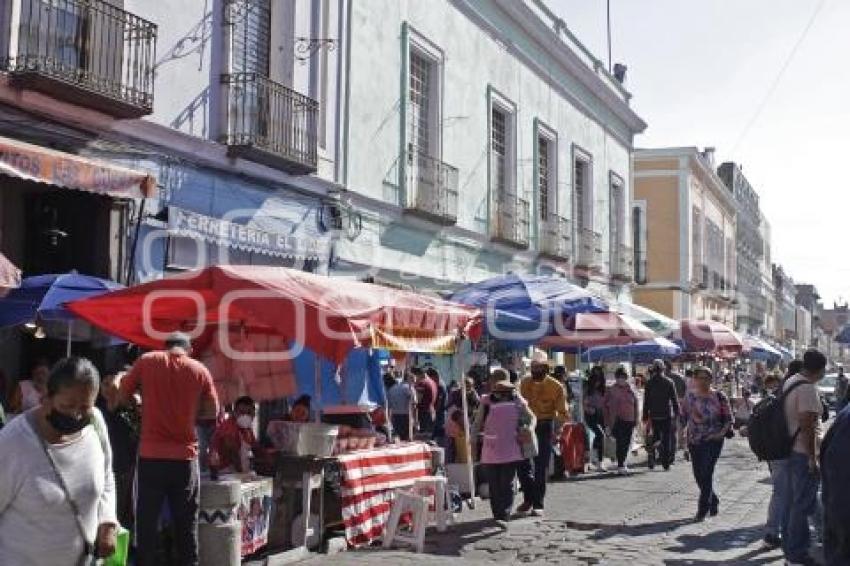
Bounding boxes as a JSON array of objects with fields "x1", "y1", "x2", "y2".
[{"x1": 336, "y1": 442, "x2": 432, "y2": 547}]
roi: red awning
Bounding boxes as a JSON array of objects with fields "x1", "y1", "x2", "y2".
[
  {"x1": 675, "y1": 319, "x2": 743, "y2": 355},
  {"x1": 67, "y1": 265, "x2": 482, "y2": 363},
  {"x1": 0, "y1": 252, "x2": 20, "y2": 294},
  {"x1": 538, "y1": 311, "x2": 656, "y2": 349},
  {"x1": 0, "y1": 135, "x2": 155, "y2": 199}
]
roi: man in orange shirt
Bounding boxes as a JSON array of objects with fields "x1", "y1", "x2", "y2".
[{"x1": 110, "y1": 332, "x2": 219, "y2": 566}]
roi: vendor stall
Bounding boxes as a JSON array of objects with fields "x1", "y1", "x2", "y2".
[{"x1": 68, "y1": 265, "x2": 482, "y2": 559}]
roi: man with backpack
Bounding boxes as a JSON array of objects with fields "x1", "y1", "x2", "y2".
[{"x1": 761, "y1": 351, "x2": 826, "y2": 566}]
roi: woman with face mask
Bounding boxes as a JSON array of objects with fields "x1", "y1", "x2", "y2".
[
  {"x1": 603, "y1": 367, "x2": 639, "y2": 474},
  {"x1": 680, "y1": 366, "x2": 733, "y2": 521},
  {"x1": 0, "y1": 357, "x2": 118, "y2": 566},
  {"x1": 209, "y1": 395, "x2": 263, "y2": 474}
]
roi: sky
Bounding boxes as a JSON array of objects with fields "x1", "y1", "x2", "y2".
[{"x1": 548, "y1": 0, "x2": 850, "y2": 306}]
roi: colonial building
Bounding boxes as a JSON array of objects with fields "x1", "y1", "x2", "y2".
[
  {"x1": 773, "y1": 264, "x2": 797, "y2": 350},
  {"x1": 632, "y1": 147, "x2": 737, "y2": 326},
  {"x1": 336, "y1": 0, "x2": 646, "y2": 300},
  {"x1": 718, "y1": 162, "x2": 767, "y2": 335}
]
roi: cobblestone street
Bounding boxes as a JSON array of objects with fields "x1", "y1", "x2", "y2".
[{"x1": 300, "y1": 438, "x2": 800, "y2": 565}]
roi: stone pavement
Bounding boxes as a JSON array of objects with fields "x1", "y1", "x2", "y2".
[{"x1": 299, "y1": 438, "x2": 812, "y2": 565}]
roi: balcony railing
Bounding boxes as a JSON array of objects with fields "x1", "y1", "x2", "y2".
[
  {"x1": 611, "y1": 244, "x2": 634, "y2": 281},
  {"x1": 539, "y1": 214, "x2": 572, "y2": 261},
  {"x1": 1, "y1": 0, "x2": 157, "y2": 117},
  {"x1": 575, "y1": 228, "x2": 602, "y2": 269},
  {"x1": 221, "y1": 72, "x2": 318, "y2": 175},
  {"x1": 404, "y1": 149, "x2": 458, "y2": 225},
  {"x1": 491, "y1": 194, "x2": 530, "y2": 248}
]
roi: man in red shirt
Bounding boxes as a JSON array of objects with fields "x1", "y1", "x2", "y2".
[
  {"x1": 111, "y1": 332, "x2": 219, "y2": 566},
  {"x1": 413, "y1": 367, "x2": 437, "y2": 434}
]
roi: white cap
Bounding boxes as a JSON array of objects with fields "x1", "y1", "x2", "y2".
[{"x1": 531, "y1": 350, "x2": 549, "y2": 365}]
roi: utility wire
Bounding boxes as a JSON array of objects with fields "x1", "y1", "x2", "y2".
[{"x1": 730, "y1": 0, "x2": 827, "y2": 154}]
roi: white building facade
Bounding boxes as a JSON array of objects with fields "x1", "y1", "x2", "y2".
[{"x1": 336, "y1": 0, "x2": 646, "y2": 298}]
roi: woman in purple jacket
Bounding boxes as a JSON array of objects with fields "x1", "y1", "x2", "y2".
[{"x1": 472, "y1": 370, "x2": 536, "y2": 528}]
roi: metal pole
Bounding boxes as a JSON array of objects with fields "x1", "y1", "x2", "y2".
[
  {"x1": 66, "y1": 320, "x2": 72, "y2": 357},
  {"x1": 606, "y1": 0, "x2": 612, "y2": 72},
  {"x1": 459, "y1": 342, "x2": 476, "y2": 506}
]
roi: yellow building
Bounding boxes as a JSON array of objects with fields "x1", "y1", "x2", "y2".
[{"x1": 632, "y1": 147, "x2": 737, "y2": 326}]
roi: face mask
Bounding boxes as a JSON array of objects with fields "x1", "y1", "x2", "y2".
[
  {"x1": 616, "y1": 377, "x2": 628, "y2": 386},
  {"x1": 47, "y1": 410, "x2": 91, "y2": 434},
  {"x1": 531, "y1": 369, "x2": 547, "y2": 380},
  {"x1": 236, "y1": 415, "x2": 254, "y2": 429}
]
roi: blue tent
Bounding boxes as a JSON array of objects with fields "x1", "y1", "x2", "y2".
[
  {"x1": 581, "y1": 337, "x2": 682, "y2": 364},
  {"x1": 293, "y1": 347, "x2": 386, "y2": 409},
  {"x1": 836, "y1": 325, "x2": 850, "y2": 345},
  {"x1": 450, "y1": 274, "x2": 608, "y2": 347},
  {"x1": 0, "y1": 272, "x2": 123, "y2": 327}
]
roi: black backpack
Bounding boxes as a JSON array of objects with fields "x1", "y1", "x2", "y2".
[{"x1": 747, "y1": 380, "x2": 807, "y2": 461}]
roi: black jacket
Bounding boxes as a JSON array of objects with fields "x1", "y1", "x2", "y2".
[{"x1": 643, "y1": 374, "x2": 680, "y2": 420}]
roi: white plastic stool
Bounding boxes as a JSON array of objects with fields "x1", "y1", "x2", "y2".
[
  {"x1": 412, "y1": 475, "x2": 451, "y2": 532},
  {"x1": 382, "y1": 491, "x2": 428, "y2": 553}
]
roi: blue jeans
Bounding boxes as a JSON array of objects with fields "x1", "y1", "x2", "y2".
[
  {"x1": 777, "y1": 453, "x2": 820, "y2": 561},
  {"x1": 766, "y1": 460, "x2": 789, "y2": 538},
  {"x1": 689, "y1": 439, "x2": 723, "y2": 515}
]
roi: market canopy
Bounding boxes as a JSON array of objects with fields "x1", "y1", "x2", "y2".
[
  {"x1": 742, "y1": 335, "x2": 782, "y2": 363},
  {"x1": 68, "y1": 265, "x2": 482, "y2": 364},
  {"x1": 581, "y1": 336, "x2": 682, "y2": 364},
  {"x1": 673, "y1": 319, "x2": 743, "y2": 356},
  {"x1": 0, "y1": 272, "x2": 123, "y2": 327},
  {"x1": 0, "y1": 134, "x2": 156, "y2": 199},
  {"x1": 0, "y1": 252, "x2": 20, "y2": 295},
  {"x1": 449, "y1": 273, "x2": 607, "y2": 347},
  {"x1": 538, "y1": 311, "x2": 656, "y2": 350},
  {"x1": 615, "y1": 302, "x2": 678, "y2": 335}
]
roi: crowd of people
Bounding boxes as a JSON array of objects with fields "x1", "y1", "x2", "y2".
[{"x1": 1, "y1": 338, "x2": 849, "y2": 565}]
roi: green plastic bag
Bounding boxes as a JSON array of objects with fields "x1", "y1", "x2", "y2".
[{"x1": 102, "y1": 528, "x2": 130, "y2": 566}]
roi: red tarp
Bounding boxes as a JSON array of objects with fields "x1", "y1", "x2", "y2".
[
  {"x1": 537, "y1": 311, "x2": 655, "y2": 349},
  {"x1": 67, "y1": 265, "x2": 481, "y2": 363},
  {"x1": 675, "y1": 319, "x2": 743, "y2": 356}
]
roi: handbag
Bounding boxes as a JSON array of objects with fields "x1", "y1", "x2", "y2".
[{"x1": 28, "y1": 412, "x2": 129, "y2": 566}]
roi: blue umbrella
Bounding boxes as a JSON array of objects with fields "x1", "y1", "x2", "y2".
[
  {"x1": 743, "y1": 335, "x2": 782, "y2": 363},
  {"x1": 450, "y1": 274, "x2": 608, "y2": 347},
  {"x1": 0, "y1": 272, "x2": 124, "y2": 354},
  {"x1": 581, "y1": 336, "x2": 682, "y2": 364}
]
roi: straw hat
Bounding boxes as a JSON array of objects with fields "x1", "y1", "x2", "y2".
[{"x1": 530, "y1": 350, "x2": 549, "y2": 365}]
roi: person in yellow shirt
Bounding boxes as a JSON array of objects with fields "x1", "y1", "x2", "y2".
[{"x1": 516, "y1": 350, "x2": 569, "y2": 516}]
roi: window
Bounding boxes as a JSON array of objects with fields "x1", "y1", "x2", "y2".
[
  {"x1": 536, "y1": 129, "x2": 556, "y2": 222},
  {"x1": 692, "y1": 207, "x2": 703, "y2": 276},
  {"x1": 573, "y1": 149, "x2": 592, "y2": 230},
  {"x1": 409, "y1": 50, "x2": 433, "y2": 157},
  {"x1": 609, "y1": 173, "x2": 625, "y2": 249},
  {"x1": 229, "y1": 0, "x2": 271, "y2": 75},
  {"x1": 492, "y1": 107, "x2": 508, "y2": 200},
  {"x1": 633, "y1": 203, "x2": 647, "y2": 283}
]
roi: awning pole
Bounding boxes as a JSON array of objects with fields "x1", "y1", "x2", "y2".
[
  {"x1": 314, "y1": 358, "x2": 321, "y2": 424},
  {"x1": 66, "y1": 320, "x2": 72, "y2": 357},
  {"x1": 459, "y1": 341, "x2": 476, "y2": 506}
]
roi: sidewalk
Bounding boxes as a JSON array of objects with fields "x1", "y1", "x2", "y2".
[{"x1": 298, "y1": 438, "x2": 812, "y2": 565}]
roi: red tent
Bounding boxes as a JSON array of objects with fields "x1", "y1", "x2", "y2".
[
  {"x1": 537, "y1": 311, "x2": 655, "y2": 349},
  {"x1": 67, "y1": 265, "x2": 482, "y2": 364},
  {"x1": 674, "y1": 319, "x2": 743, "y2": 356}
]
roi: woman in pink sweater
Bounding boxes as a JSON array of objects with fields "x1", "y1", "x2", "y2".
[{"x1": 604, "y1": 367, "x2": 640, "y2": 474}]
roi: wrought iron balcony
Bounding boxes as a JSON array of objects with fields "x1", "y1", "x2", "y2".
[
  {"x1": 1, "y1": 0, "x2": 157, "y2": 117},
  {"x1": 575, "y1": 228, "x2": 602, "y2": 269},
  {"x1": 221, "y1": 72, "x2": 318, "y2": 175},
  {"x1": 611, "y1": 244, "x2": 634, "y2": 281},
  {"x1": 491, "y1": 194, "x2": 530, "y2": 249},
  {"x1": 538, "y1": 214, "x2": 572, "y2": 261},
  {"x1": 404, "y1": 149, "x2": 458, "y2": 226}
]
